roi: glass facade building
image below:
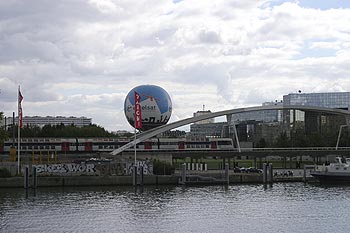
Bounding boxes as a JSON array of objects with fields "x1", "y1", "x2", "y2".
[
  {"x1": 227, "y1": 92, "x2": 350, "y2": 147},
  {"x1": 283, "y1": 92, "x2": 350, "y2": 110},
  {"x1": 283, "y1": 92, "x2": 350, "y2": 136}
]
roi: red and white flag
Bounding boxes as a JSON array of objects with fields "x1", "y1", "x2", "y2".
[
  {"x1": 134, "y1": 91, "x2": 142, "y2": 129},
  {"x1": 18, "y1": 87, "x2": 23, "y2": 128}
]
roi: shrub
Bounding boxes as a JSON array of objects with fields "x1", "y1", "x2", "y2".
[
  {"x1": 0, "y1": 167, "x2": 12, "y2": 178},
  {"x1": 152, "y1": 159, "x2": 175, "y2": 175}
]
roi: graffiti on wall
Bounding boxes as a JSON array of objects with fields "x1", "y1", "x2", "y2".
[
  {"x1": 126, "y1": 160, "x2": 153, "y2": 175},
  {"x1": 35, "y1": 163, "x2": 97, "y2": 176}
]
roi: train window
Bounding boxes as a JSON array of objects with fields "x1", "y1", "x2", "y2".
[{"x1": 218, "y1": 140, "x2": 232, "y2": 145}]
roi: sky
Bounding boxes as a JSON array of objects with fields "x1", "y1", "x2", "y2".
[{"x1": 1, "y1": 0, "x2": 350, "y2": 132}]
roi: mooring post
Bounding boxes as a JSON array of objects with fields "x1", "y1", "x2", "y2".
[
  {"x1": 263, "y1": 163, "x2": 267, "y2": 184},
  {"x1": 32, "y1": 166, "x2": 37, "y2": 189},
  {"x1": 181, "y1": 163, "x2": 186, "y2": 184},
  {"x1": 268, "y1": 163, "x2": 273, "y2": 185},
  {"x1": 225, "y1": 163, "x2": 229, "y2": 185},
  {"x1": 133, "y1": 165, "x2": 138, "y2": 186},
  {"x1": 24, "y1": 166, "x2": 29, "y2": 189},
  {"x1": 139, "y1": 166, "x2": 144, "y2": 186}
]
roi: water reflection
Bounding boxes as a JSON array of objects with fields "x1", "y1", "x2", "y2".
[{"x1": 1, "y1": 183, "x2": 350, "y2": 233}]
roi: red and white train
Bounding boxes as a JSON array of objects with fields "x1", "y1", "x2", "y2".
[{"x1": 0, "y1": 137, "x2": 234, "y2": 153}]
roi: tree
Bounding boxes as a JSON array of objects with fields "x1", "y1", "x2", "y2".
[
  {"x1": 274, "y1": 131, "x2": 290, "y2": 148},
  {"x1": 0, "y1": 112, "x2": 8, "y2": 146}
]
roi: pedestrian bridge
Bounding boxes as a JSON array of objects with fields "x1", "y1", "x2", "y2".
[{"x1": 111, "y1": 105, "x2": 350, "y2": 155}]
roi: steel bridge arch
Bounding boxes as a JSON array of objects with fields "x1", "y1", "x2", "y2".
[{"x1": 111, "y1": 105, "x2": 350, "y2": 155}]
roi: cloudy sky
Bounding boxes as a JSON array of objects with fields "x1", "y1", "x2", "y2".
[{"x1": 1, "y1": 0, "x2": 350, "y2": 132}]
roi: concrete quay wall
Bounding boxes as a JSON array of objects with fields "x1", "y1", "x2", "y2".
[
  {"x1": 0, "y1": 175, "x2": 180, "y2": 188},
  {"x1": 0, "y1": 174, "x2": 307, "y2": 188}
]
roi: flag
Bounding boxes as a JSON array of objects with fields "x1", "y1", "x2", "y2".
[
  {"x1": 134, "y1": 91, "x2": 142, "y2": 129},
  {"x1": 18, "y1": 88, "x2": 23, "y2": 128}
]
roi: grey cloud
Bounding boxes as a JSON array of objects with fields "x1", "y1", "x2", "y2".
[{"x1": 198, "y1": 30, "x2": 222, "y2": 44}]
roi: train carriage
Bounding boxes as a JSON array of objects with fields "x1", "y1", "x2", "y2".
[{"x1": 0, "y1": 137, "x2": 234, "y2": 154}]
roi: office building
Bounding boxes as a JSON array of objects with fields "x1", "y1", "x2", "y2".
[{"x1": 4, "y1": 116, "x2": 92, "y2": 128}]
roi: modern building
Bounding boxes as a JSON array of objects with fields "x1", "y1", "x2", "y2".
[
  {"x1": 190, "y1": 122, "x2": 226, "y2": 138},
  {"x1": 193, "y1": 110, "x2": 215, "y2": 125},
  {"x1": 232, "y1": 101, "x2": 283, "y2": 123},
  {"x1": 283, "y1": 92, "x2": 350, "y2": 110},
  {"x1": 283, "y1": 92, "x2": 350, "y2": 135},
  {"x1": 4, "y1": 116, "x2": 92, "y2": 128},
  {"x1": 225, "y1": 92, "x2": 350, "y2": 147}
]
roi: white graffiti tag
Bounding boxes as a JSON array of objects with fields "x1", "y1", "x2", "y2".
[{"x1": 35, "y1": 164, "x2": 96, "y2": 175}]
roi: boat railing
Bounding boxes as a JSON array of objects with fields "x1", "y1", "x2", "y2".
[{"x1": 315, "y1": 165, "x2": 327, "y2": 172}]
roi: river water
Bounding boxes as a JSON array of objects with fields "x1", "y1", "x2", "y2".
[{"x1": 1, "y1": 183, "x2": 350, "y2": 233}]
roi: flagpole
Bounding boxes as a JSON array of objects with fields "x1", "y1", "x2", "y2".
[
  {"x1": 133, "y1": 91, "x2": 142, "y2": 186},
  {"x1": 17, "y1": 85, "x2": 21, "y2": 174},
  {"x1": 134, "y1": 124, "x2": 137, "y2": 165}
]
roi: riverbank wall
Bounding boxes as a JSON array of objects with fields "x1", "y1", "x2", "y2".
[{"x1": 0, "y1": 173, "x2": 274, "y2": 188}]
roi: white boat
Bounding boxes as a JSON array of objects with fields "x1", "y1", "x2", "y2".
[{"x1": 311, "y1": 157, "x2": 350, "y2": 183}]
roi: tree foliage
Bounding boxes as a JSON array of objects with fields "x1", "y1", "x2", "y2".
[
  {"x1": 7, "y1": 123, "x2": 118, "y2": 138},
  {"x1": 0, "y1": 112, "x2": 8, "y2": 146},
  {"x1": 270, "y1": 128, "x2": 350, "y2": 148}
]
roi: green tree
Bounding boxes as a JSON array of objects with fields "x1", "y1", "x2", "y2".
[
  {"x1": 15, "y1": 123, "x2": 115, "y2": 138},
  {"x1": 274, "y1": 131, "x2": 290, "y2": 148},
  {"x1": 0, "y1": 112, "x2": 8, "y2": 146}
]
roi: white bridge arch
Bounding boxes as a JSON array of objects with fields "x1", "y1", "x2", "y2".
[{"x1": 111, "y1": 105, "x2": 350, "y2": 155}]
